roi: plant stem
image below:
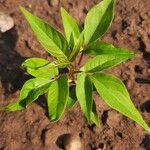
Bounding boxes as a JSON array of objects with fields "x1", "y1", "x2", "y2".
[{"x1": 78, "y1": 53, "x2": 84, "y2": 66}]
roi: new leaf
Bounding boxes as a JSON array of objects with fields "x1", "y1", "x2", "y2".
[
  {"x1": 61, "y1": 7, "x2": 80, "y2": 48},
  {"x1": 69, "y1": 31, "x2": 84, "y2": 61}
]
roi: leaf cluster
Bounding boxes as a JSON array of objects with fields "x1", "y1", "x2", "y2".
[{"x1": 2, "y1": 0, "x2": 150, "y2": 132}]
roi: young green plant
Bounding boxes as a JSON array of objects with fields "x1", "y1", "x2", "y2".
[{"x1": 2, "y1": 0, "x2": 150, "y2": 131}]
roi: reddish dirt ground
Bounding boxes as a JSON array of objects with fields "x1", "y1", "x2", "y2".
[{"x1": 0, "y1": 0, "x2": 150, "y2": 149}]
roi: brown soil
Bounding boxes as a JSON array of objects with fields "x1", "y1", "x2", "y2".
[{"x1": 0, "y1": 0, "x2": 150, "y2": 149}]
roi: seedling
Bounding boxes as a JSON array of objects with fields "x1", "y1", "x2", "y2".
[{"x1": 2, "y1": 0, "x2": 150, "y2": 131}]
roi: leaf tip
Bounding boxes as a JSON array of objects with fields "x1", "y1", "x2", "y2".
[
  {"x1": 19, "y1": 6, "x2": 25, "y2": 12},
  {"x1": 135, "y1": 53, "x2": 142, "y2": 59},
  {"x1": 21, "y1": 62, "x2": 26, "y2": 68},
  {"x1": 60, "y1": 7, "x2": 67, "y2": 17},
  {"x1": 142, "y1": 122, "x2": 150, "y2": 133},
  {"x1": 60, "y1": 6, "x2": 64, "y2": 12},
  {"x1": 0, "y1": 105, "x2": 13, "y2": 111}
]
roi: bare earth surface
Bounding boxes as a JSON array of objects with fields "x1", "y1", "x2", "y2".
[{"x1": 0, "y1": 0, "x2": 150, "y2": 149}]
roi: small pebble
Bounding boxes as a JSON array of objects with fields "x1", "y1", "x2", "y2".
[
  {"x1": 0, "y1": 12, "x2": 14, "y2": 32},
  {"x1": 63, "y1": 134, "x2": 83, "y2": 150},
  {"x1": 50, "y1": 0, "x2": 59, "y2": 6}
]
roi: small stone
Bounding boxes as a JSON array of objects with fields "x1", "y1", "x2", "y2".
[
  {"x1": 63, "y1": 134, "x2": 83, "y2": 150},
  {"x1": 50, "y1": 0, "x2": 59, "y2": 6},
  {"x1": 0, "y1": 12, "x2": 14, "y2": 32}
]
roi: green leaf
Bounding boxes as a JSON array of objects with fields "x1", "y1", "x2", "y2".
[
  {"x1": 81, "y1": 53, "x2": 134, "y2": 73},
  {"x1": 69, "y1": 31, "x2": 84, "y2": 61},
  {"x1": 83, "y1": 41, "x2": 135, "y2": 56},
  {"x1": 20, "y1": 6, "x2": 70, "y2": 62},
  {"x1": 76, "y1": 72, "x2": 93, "y2": 123},
  {"x1": 3, "y1": 101, "x2": 24, "y2": 111},
  {"x1": 22, "y1": 58, "x2": 49, "y2": 69},
  {"x1": 48, "y1": 75, "x2": 69, "y2": 121},
  {"x1": 84, "y1": 0, "x2": 115, "y2": 45},
  {"x1": 91, "y1": 100, "x2": 100, "y2": 126},
  {"x1": 81, "y1": 41, "x2": 135, "y2": 73},
  {"x1": 20, "y1": 78, "x2": 52, "y2": 105},
  {"x1": 66, "y1": 86, "x2": 77, "y2": 110},
  {"x1": 22, "y1": 58, "x2": 58, "y2": 78},
  {"x1": 61, "y1": 7, "x2": 80, "y2": 48},
  {"x1": 90, "y1": 73, "x2": 150, "y2": 132},
  {"x1": 4, "y1": 78, "x2": 53, "y2": 111}
]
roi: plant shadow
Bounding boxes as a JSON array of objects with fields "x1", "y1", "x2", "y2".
[
  {"x1": 35, "y1": 95, "x2": 49, "y2": 117},
  {"x1": 140, "y1": 134, "x2": 150, "y2": 150},
  {"x1": 140, "y1": 100, "x2": 150, "y2": 113},
  {"x1": 135, "y1": 78, "x2": 150, "y2": 84},
  {"x1": 0, "y1": 28, "x2": 28, "y2": 97},
  {"x1": 56, "y1": 133, "x2": 71, "y2": 149}
]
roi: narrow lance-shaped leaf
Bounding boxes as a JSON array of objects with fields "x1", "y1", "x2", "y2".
[
  {"x1": 90, "y1": 73, "x2": 150, "y2": 132},
  {"x1": 81, "y1": 53, "x2": 134, "y2": 73},
  {"x1": 5, "y1": 78, "x2": 53, "y2": 111},
  {"x1": 69, "y1": 31, "x2": 84, "y2": 61},
  {"x1": 1, "y1": 102, "x2": 24, "y2": 112},
  {"x1": 91, "y1": 100, "x2": 100, "y2": 126},
  {"x1": 83, "y1": 41, "x2": 135, "y2": 56},
  {"x1": 61, "y1": 7, "x2": 80, "y2": 48},
  {"x1": 76, "y1": 72, "x2": 99, "y2": 125},
  {"x1": 20, "y1": 7, "x2": 70, "y2": 62},
  {"x1": 66, "y1": 86, "x2": 77, "y2": 110},
  {"x1": 76, "y1": 72, "x2": 92, "y2": 122},
  {"x1": 22, "y1": 58, "x2": 58, "y2": 78},
  {"x1": 48, "y1": 75, "x2": 69, "y2": 121},
  {"x1": 84, "y1": 0, "x2": 115, "y2": 45}
]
